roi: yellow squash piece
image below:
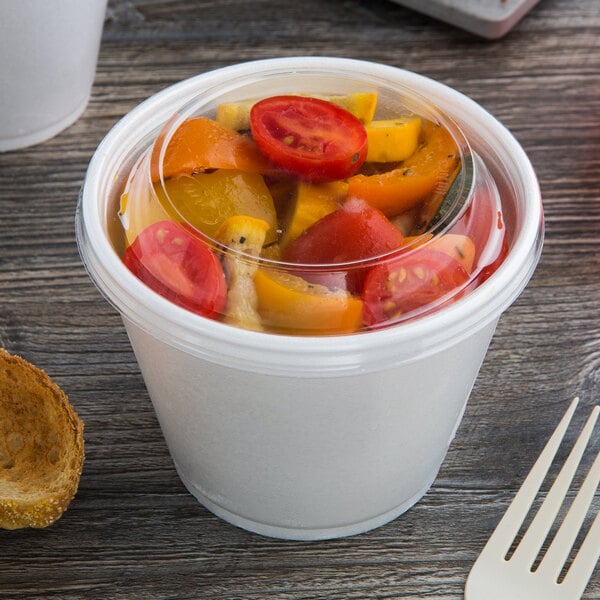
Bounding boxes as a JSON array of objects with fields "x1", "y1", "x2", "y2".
[
  {"x1": 216, "y1": 92, "x2": 378, "y2": 131},
  {"x1": 216, "y1": 215, "x2": 270, "y2": 331},
  {"x1": 254, "y1": 269, "x2": 364, "y2": 336},
  {"x1": 365, "y1": 116, "x2": 422, "y2": 163},
  {"x1": 280, "y1": 181, "x2": 348, "y2": 251}
]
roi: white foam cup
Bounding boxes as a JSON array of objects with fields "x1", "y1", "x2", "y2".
[
  {"x1": 0, "y1": 0, "x2": 107, "y2": 152},
  {"x1": 76, "y1": 57, "x2": 543, "y2": 540}
]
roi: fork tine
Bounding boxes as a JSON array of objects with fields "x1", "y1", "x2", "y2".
[
  {"x1": 537, "y1": 407, "x2": 600, "y2": 581},
  {"x1": 563, "y1": 508, "x2": 600, "y2": 597},
  {"x1": 511, "y1": 403, "x2": 599, "y2": 567},
  {"x1": 482, "y1": 398, "x2": 579, "y2": 558}
]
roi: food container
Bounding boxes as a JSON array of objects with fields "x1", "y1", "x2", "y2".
[
  {"x1": 76, "y1": 57, "x2": 543, "y2": 540},
  {"x1": 0, "y1": 0, "x2": 107, "y2": 152}
]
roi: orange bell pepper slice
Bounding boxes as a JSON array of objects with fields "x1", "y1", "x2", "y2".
[
  {"x1": 347, "y1": 120, "x2": 459, "y2": 217},
  {"x1": 150, "y1": 116, "x2": 277, "y2": 181},
  {"x1": 428, "y1": 233, "x2": 476, "y2": 273},
  {"x1": 254, "y1": 269, "x2": 364, "y2": 335},
  {"x1": 401, "y1": 233, "x2": 475, "y2": 273}
]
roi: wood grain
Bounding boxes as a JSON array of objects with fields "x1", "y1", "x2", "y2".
[{"x1": 1, "y1": 0, "x2": 599, "y2": 597}]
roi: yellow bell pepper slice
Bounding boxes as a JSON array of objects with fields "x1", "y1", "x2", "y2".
[
  {"x1": 217, "y1": 92, "x2": 378, "y2": 131},
  {"x1": 279, "y1": 181, "x2": 347, "y2": 251},
  {"x1": 365, "y1": 117, "x2": 422, "y2": 163},
  {"x1": 327, "y1": 92, "x2": 378, "y2": 124},
  {"x1": 120, "y1": 164, "x2": 278, "y2": 248},
  {"x1": 161, "y1": 169, "x2": 278, "y2": 244},
  {"x1": 119, "y1": 152, "x2": 173, "y2": 248},
  {"x1": 254, "y1": 269, "x2": 364, "y2": 336}
]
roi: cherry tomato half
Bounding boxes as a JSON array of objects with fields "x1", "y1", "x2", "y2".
[
  {"x1": 362, "y1": 249, "x2": 470, "y2": 327},
  {"x1": 250, "y1": 95, "x2": 368, "y2": 183},
  {"x1": 282, "y1": 198, "x2": 404, "y2": 292},
  {"x1": 123, "y1": 221, "x2": 227, "y2": 318}
]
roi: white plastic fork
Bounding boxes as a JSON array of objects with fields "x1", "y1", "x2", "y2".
[{"x1": 465, "y1": 397, "x2": 600, "y2": 600}]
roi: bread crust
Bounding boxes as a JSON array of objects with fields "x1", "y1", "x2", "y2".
[{"x1": 0, "y1": 348, "x2": 84, "y2": 529}]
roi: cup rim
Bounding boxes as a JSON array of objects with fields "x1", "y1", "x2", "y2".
[{"x1": 77, "y1": 56, "x2": 543, "y2": 376}]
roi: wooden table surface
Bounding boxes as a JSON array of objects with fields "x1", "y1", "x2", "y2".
[{"x1": 1, "y1": 0, "x2": 599, "y2": 598}]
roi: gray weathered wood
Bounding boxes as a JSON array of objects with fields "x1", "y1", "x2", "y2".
[{"x1": 1, "y1": 0, "x2": 599, "y2": 597}]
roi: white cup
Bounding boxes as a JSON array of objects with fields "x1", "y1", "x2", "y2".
[
  {"x1": 0, "y1": 0, "x2": 107, "y2": 152},
  {"x1": 76, "y1": 57, "x2": 544, "y2": 540}
]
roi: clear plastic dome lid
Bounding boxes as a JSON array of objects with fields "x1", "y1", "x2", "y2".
[{"x1": 116, "y1": 66, "x2": 509, "y2": 336}]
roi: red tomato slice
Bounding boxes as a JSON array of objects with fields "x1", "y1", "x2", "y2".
[
  {"x1": 123, "y1": 221, "x2": 227, "y2": 318},
  {"x1": 362, "y1": 249, "x2": 470, "y2": 327},
  {"x1": 250, "y1": 95, "x2": 368, "y2": 183},
  {"x1": 282, "y1": 198, "x2": 404, "y2": 292}
]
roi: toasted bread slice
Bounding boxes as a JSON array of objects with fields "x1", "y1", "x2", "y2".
[{"x1": 0, "y1": 348, "x2": 84, "y2": 529}]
